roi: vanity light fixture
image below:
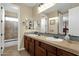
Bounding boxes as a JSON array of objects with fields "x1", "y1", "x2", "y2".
[{"x1": 38, "y1": 3, "x2": 56, "y2": 13}]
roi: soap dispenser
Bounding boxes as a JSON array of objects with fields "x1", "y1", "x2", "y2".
[{"x1": 64, "y1": 33, "x2": 70, "y2": 40}]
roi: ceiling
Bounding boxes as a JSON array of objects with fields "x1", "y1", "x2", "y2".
[
  {"x1": 43, "y1": 3, "x2": 79, "y2": 14},
  {"x1": 3, "y1": 3, "x2": 19, "y2": 13},
  {"x1": 3, "y1": 3, "x2": 39, "y2": 13},
  {"x1": 3, "y1": 3, "x2": 79, "y2": 14},
  {"x1": 15, "y1": 3, "x2": 39, "y2": 8},
  {"x1": 24, "y1": 3, "x2": 37, "y2": 7}
]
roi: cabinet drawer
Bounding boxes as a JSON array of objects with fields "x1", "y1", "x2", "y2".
[
  {"x1": 35, "y1": 40, "x2": 46, "y2": 49},
  {"x1": 57, "y1": 48, "x2": 76, "y2": 56},
  {"x1": 40, "y1": 42, "x2": 47, "y2": 49},
  {"x1": 47, "y1": 51, "x2": 56, "y2": 56}
]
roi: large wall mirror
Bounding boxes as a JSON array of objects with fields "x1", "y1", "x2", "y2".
[
  {"x1": 69, "y1": 6, "x2": 79, "y2": 36},
  {"x1": 34, "y1": 3, "x2": 79, "y2": 37}
]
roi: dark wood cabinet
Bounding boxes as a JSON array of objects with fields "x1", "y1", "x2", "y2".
[
  {"x1": 47, "y1": 52, "x2": 56, "y2": 56},
  {"x1": 24, "y1": 36, "x2": 35, "y2": 56},
  {"x1": 24, "y1": 35, "x2": 77, "y2": 56},
  {"x1": 35, "y1": 46, "x2": 46, "y2": 56},
  {"x1": 35, "y1": 40, "x2": 56, "y2": 56},
  {"x1": 46, "y1": 44, "x2": 57, "y2": 56},
  {"x1": 35, "y1": 40, "x2": 46, "y2": 56}
]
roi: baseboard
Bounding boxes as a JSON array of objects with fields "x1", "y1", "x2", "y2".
[{"x1": 18, "y1": 48, "x2": 25, "y2": 51}]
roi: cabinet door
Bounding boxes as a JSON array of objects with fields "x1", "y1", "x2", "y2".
[
  {"x1": 35, "y1": 41, "x2": 46, "y2": 56},
  {"x1": 35, "y1": 46, "x2": 46, "y2": 56},
  {"x1": 46, "y1": 44, "x2": 56, "y2": 56},
  {"x1": 29, "y1": 38, "x2": 35, "y2": 56},
  {"x1": 24, "y1": 36, "x2": 29, "y2": 51},
  {"x1": 57, "y1": 48, "x2": 76, "y2": 56}
]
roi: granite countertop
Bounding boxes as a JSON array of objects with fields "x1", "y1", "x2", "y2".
[{"x1": 24, "y1": 33, "x2": 79, "y2": 55}]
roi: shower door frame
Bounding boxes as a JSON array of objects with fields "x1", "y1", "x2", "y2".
[{"x1": 0, "y1": 4, "x2": 5, "y2": 55}]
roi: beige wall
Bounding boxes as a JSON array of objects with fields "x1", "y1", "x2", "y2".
[
  {"x1": 19, "y1": 5, "x2": 32, "y2": 49},
  {"x1": 46, "y1": 10, "x2": 58, "y2": 18}
]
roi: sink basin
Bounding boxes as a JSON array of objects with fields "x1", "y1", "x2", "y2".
[
  {"x1": 46, "y1": 37, "x2": 63, "y2": 42},
  {"x1": 28, "y1": 34, "x2": 38, "y2": 36}
]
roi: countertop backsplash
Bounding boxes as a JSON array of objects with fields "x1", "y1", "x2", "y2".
[{"x1": 26, "y1": 32, "x2": 79, "y2": 41}]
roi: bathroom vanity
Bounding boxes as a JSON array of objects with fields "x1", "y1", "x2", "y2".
[{"x1": 24, "y1": 34, "x2": 79, "y2": 56}]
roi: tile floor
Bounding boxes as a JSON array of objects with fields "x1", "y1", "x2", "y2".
[{"x1": 2, "y1": 45, "x2": 30, "y2": 56}]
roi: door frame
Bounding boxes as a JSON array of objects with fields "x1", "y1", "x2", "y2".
[
  {"x1": 1, "y1": 3, "x2": 21, "y2": 53},
  {"x1": 17, "y1": 5, "x2": 21, "y2": 51}
]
